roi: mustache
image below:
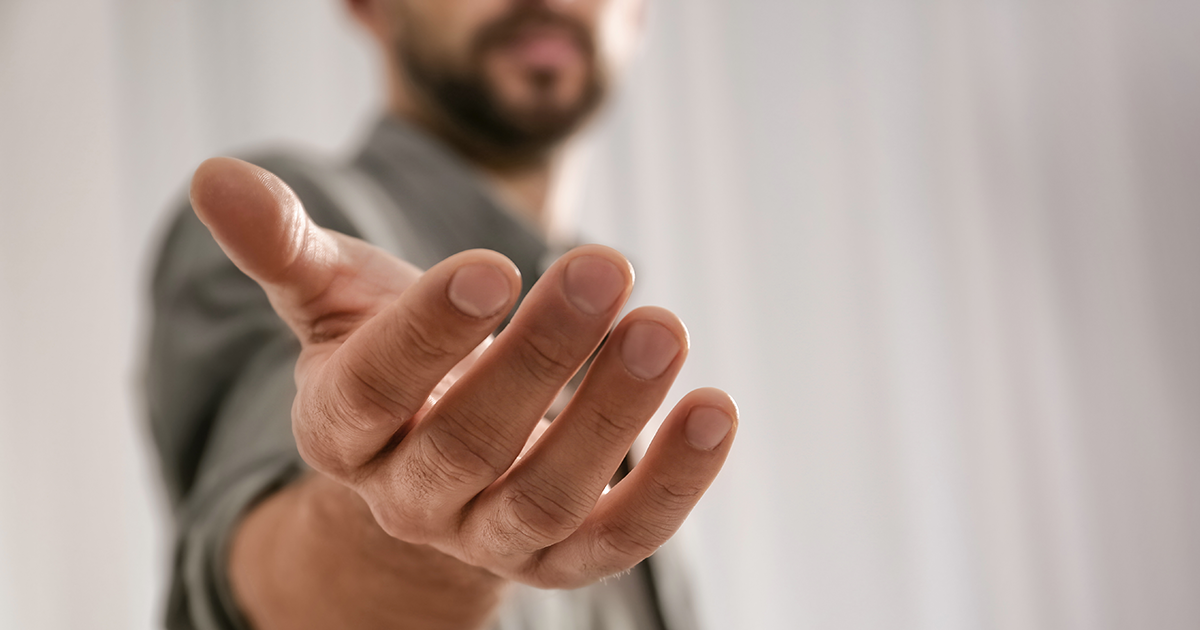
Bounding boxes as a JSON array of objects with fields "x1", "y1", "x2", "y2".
[{"x1": 471, "y1": 5, "x2": 597, "y2": 62}]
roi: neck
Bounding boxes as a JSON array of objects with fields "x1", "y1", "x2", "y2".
[{"x1": 480, "y1": 164, "x2": 555, "y2": 229}]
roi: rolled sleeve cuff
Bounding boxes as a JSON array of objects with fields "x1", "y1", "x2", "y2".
[{"x1": 171, "y1": 455, "x2": 307, "y2": 630}]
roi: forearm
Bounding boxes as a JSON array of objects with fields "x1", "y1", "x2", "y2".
[{"x1": 229, "y1": 472, "x2": 509, "y2": 630}]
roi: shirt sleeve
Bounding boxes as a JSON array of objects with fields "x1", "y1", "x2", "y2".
[
  {"x1": 144, "y1": 157, "x2": 362, "y2": 630},
  {"x1": 144, "y1": 204, "x2": 296, "y2": 628}
]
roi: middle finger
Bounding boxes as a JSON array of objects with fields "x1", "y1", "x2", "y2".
[
  {"x1": 464, "y1": 306, "x2": 688, "y2": 558},
  {"x1": 380, "y1": 245, "x2": 634, "y2": 533}
]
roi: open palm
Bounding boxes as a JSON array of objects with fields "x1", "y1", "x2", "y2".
[{"x1": 191, "y1": 156, "x2": 738, "y2": 590}]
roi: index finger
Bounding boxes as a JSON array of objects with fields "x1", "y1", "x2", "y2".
[{"x1": 297, "y1": 249, "x2": 521, "y2": 477}]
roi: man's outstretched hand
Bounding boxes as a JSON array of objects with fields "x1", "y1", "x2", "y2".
[{"x1": 190, "y1": 157, "x2": 737, "y2": 629}]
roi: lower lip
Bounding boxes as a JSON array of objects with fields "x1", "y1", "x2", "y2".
[{"x1": 506, "y1": 32, "x2": 583, "y2": 69}]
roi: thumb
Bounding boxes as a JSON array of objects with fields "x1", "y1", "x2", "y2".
[{"x1": 189, "y1": 156, "x2": 339, "y2": 314}]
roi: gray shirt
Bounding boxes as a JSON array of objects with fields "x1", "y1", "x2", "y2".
[{"x1": 145, "y1": 117, "x2": 696, "y2": 630}]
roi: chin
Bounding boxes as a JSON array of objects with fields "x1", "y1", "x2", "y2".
[{"x1": 495, "y1": 75, "x2": 584, "y2": 108}]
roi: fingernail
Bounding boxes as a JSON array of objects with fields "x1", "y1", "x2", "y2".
[
  {"x1": 685, "y1": 407, "x2": 732, "y2": 451},
  {"x1": 621, "y1": 321, "x2": 680, "y2": 380},
  {"x1": 448, "y1": 264, "x2": 510, "y2": 318},
  {"x1": 563, "y1": 255, "x2": 626, "y2": 315}
]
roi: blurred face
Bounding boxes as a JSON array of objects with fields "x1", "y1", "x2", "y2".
[{"x1": 380, "y1": 0, "x2": 644, "y2": 164}]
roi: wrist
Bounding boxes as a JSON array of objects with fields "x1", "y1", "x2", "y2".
[{"x1": 230, "y1": 472, "x2": 508, "y2": 630}]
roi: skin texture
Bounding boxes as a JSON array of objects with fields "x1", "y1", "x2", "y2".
[{"x1": 205, "y1": 2, "x2": 737, "y2": 629}]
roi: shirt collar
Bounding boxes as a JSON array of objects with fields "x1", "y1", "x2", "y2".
[{"x1": 354, "y1": 115, "x2": 551, "y2": 295}]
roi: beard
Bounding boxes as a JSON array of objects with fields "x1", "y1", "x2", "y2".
[{"x1": 396, "y1": 5, "x2": 607, "y2": 166}]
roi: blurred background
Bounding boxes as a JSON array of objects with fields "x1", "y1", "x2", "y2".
[{"x1": 1, "y1": 0, "x2": 1198, "y2": 629}]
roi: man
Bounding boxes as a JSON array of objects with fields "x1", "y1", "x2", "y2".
[{"x1": 147, "y1": 1, "x2": 738, "y2": 629}]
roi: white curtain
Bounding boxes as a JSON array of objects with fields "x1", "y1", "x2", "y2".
[{"x1": 1, "y1": 1, "x2": 1196, "y2": 629}]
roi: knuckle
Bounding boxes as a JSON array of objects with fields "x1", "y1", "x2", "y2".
[
  {"x1": 294, "y1": 435, "x2": 343, "y2": 478},
  {"x1": 593, "y1": 519, "x2": 664, "y2": 566},
  {"x1": 293, "y1": 390, "x2": 358, "y2": 477},
  {"x1": 647, "y1": 473, "x2": 704, "y2": 507},
  {"x1": 368, "y1": 487, "x2": 435, "y2": 544},
  {"x1": 520, "y1": 558, "x2": 579, "y2": 590},
  {"x1": 335, "y1": 356, "x2": 421, "y2": 424},
  {"x1": 334, "y1": 312, "x2": 462, "y2": 420},
  {"x1": 582, "y1": 403, "x2": 636, "y2": 447},
  {"x1": 396, "y1": 314, "x2": 460, "y2": 366},
  {"x1": 421, "y1": 419, "x2": 510, "y2": 486},
  {"x1": 294, "y1": 433, "x2": 337, "y2": 474},
  {"x1": 371, "y1": 499, "x2": 416, "y2": 540},
  {"x1": 362, "y1": 467, "x2": 448, "y2": 545},
  {"x1": 503, "y1": 484, "x2": 590, "y2": 547},
  {"x1": 514, "y1": 328, "x2": 580, "y2": 388}
]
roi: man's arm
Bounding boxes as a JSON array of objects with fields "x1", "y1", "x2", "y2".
[
  {"x1": 190, "y1": 157, "x2": 738, "y2": 629},
  {"x1": 231, "y1": 473, "x2": 508, "y2": 629}
]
